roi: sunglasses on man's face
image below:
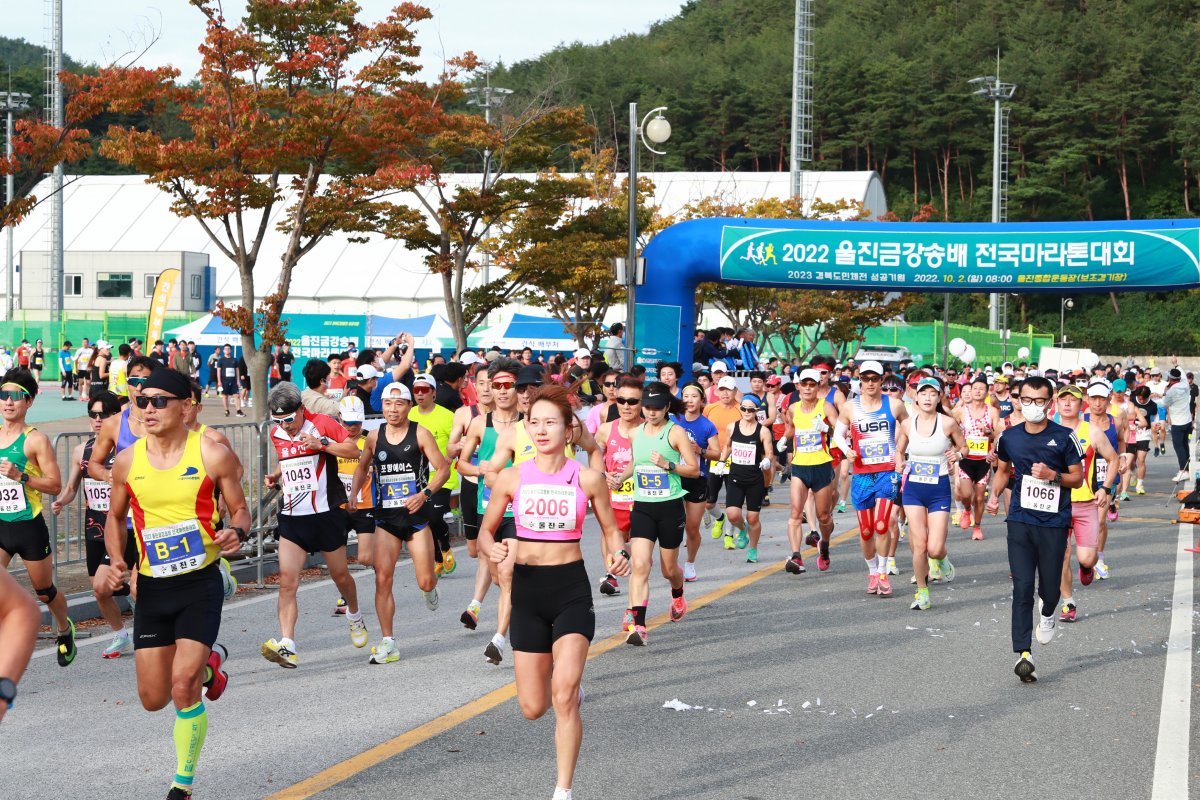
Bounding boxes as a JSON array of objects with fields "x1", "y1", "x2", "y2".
[
  {"x1": 88, "y1": 410, "x2": 114, "y2": 420},
  {"x1": 614, "y1": 396, "x2": 641, "y2": 406},
  {"x1": 413, "y1": 386, "x2": 433, "y2": 395},
  {"x1": 0, "y1": 389, "x2": 29, "y2": 402},
  {"x1": 271, "y1": 412, "x2": 299, "y2": 425},
  {"x1": 127, "y1": 376, "x2": 148, "y2": 389},
  {"x1": 135, "y1": 395, "x2": 177, "y2": 409},
  {"x1": 489, "y1": 380, "x2": 515, "y2": 391},
  {"x1": 603, "y1": 381, "x2": 617, "y2": 388}
]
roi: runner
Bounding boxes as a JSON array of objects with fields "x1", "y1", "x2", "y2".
[
  {"x1": 985, "y1": 375, "x2": 1084, "y2": 683},
  {"x1": 332, "y1": 396, "x2": 374, "y2": 615},
  {"x1": 477, "y1": 385, "x2": 629, "y2": 800},
  {"x1": 216, "y1": 345, "x2": 243, "y2": 418},
  {"x1": 448, "y1": 364, "x2": 493, "y2": 630},
  {"x1": 782, "y1": 368, "x2": 840, "y2": 574},
  {"x1": 348, "y1": 382, "x2": 451, "y2": 664},
  {"x1": 1130, "y1": 385, "x2": 1156, "y2": 495},
  {"x1": 50, "y1": 390, "x2": 137, "y2": 658},
  {"x1": 1053, "y1": 384, "x2": 1117, "y2": 623},
  {"x1": 1086, "y1": 380, "x2": 1125, "y2": 578},
  {"x1": 833, "y1": 360, "x2": 908, "y2": 596},
  {"x1": 409, "y1": 373, "x2": 458, "y2": 577},
  {"x1": 702, "y1": 375, "x2": 742, "y2": 548},
  {"x1": 670, "y1": 383, "x2": 719, "y2": 582},
  {"x1": 102, "y1": 368, "x2": 250, "y2": 799},
  {"x1": 590, "y1": 377, "x2": 643, "y2": 593},
  {"x1": 58, "y1": 341, "x2": 75, "y2": 401},
  {"x1": 1163, "y1": 367, "x2": 1194, "y2": 483},
  {"x1": 616, "y1": 382, "x2": 700, "y2": 645},
  {"x1": 261, "y1": 383, "x2": 369, "y2": 668},
  {"x1": 1145, "y1": 366, "x2": 1169, "y2": 456},
  {"x1": 0, "y1": 368, "x2": 69, "y2": 664},
  {"x1": 895, "y1": 376, "x2": 967, "y2": 610},
  {"x1": 456, "y1": 357, "x2": 523, "y2": 664},
  {"x1": 1110, "y1": 378, "x2": 1138, "y2": 502},
  {"x1": 0, "y1": 565, "x2": 39, "y2": 722},
  {"x1": 952, "y1": 375, "x2": 1001, "y2": 540},
  {"x1": 716, "y1": 393, "x2": 776, "y2": 563}
]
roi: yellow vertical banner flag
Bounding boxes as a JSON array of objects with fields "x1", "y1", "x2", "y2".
[{"x1": 146, "y1": 268, "x2": 180, "y2": 344}]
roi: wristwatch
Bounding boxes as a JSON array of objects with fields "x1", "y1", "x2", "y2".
[
  {"x1": 1050, "y1": 471, "x2": 1062, "y2": 485},
  {"x1": 231, "y1": 526, "x2": 249, "y2": 543},
  {"x1": 0, "y1": 677, "x2": 16, "y2": 709},
  {"x1": 422, "y1": 488, "x2": 433, "y2": 500},
  {"x1": 19, "y1": 473, "x2": 28, "y2": 484},
  {"x1": 319, "y1": 436, "x2": 331, "y2": 449},
  {"x1": 666, "y1": 461, "x2": 675, "y2": 473}
]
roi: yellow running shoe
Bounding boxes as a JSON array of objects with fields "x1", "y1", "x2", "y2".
[
  {"x1": 434, "y1": 559, "x2": 444, "y2": 577},
  {"x1": 711, "y1": 515, "x2": 725, "y2": 540},
  {"x1": 348, "y1": 616, "x2": 368, "y2": 648},
  {"x1": 442, "y1": 549, "x2": 457, "y2": 575},
  {"x1": 261, "y1": 638, "x2": 298, "y2": 669}
]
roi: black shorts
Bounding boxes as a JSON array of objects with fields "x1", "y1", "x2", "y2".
[
  {"x1": 725, "y1": 479, "x2": 766, "y2": 512},
  {"x1": 377, "y1": 519, "x2": 429, "y2": 542},
  {"x1": 220, "y1": 379, "x2": 238, "y2": 396},
  {"x1": 680, "y1": 476, "x2": 707, "y2": 504},
  {"x1": 134, "y1": 562, "x2": 223, "y2": 650},
  {"x1": 276, "y1": 509, "x2": 349, "y2": 554},
  {"x1": 492, "y1": 517, "x2": 517, "y2": 542},
  {"x1": 347, "y1": 509, "x2": 376, "y2": 535},
  {"x1": 1132, "y1": 440, "x2": 1150, "y2": 453},
  {"x1": 791, "y1": 463, "x2": 835, "y2": 492},
  {"x1": 510, "y1": 560, "x2": 595, "y2": 653},
  {"x1": 461, "y1": 479, "x2": 481, "y2": 540},
  {"x1": 959, "y1": 459, "x2": 991, "y2": 484},
  {"x1": 0, "y1": 515, "x2": 52, "y2": 563},
  {"x1": 705, "y1": 472, "x2": 725, "y2": 505},
  {"x1": 630, "y1": 499, "x2": 686, "y2": 550},
  {"x1": 85, "y1": 519, "x2": 138, "y2": 577},
  {"x1": 61, "y1": 372, "x2": 74, "y2": 390},
  {"x1": 426, "y1": 488, "x2": 451, "y2": 536}
]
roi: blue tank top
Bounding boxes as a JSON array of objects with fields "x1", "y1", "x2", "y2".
[
  {"x1": 1084, "y1": 412, "x2": 1118, "y2": 451},
  {"x1": 116, "y1": 407, "x2": 139, "y2": 454}
]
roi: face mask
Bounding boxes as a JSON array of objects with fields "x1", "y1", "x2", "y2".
[{"x1": 1024, "y1": 403, "x2": 1047, "y2": 423}]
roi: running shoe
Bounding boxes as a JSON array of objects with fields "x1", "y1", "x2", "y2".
[
  {"x1": 1173, "y1": 470, "x2": 1189, "y2": 482},
  {"x1": 166, "y1": 787, "x2": 193, "y2": 800},
  {"x1": 101, "y1": 630, "x2": 131, "y2": 659},
  {"x1": 349, "y1": 615, "x2": 369, "y2": 648},
  {"x1": 723, "y1": 534, "x2": 735, "y2": 550},
  {"x1": 204, "y1": 644, "x2": 229, "y2": 701},
  {"x1": 734, "y1": 526, "x2": 749, "y2": 549},
  {"x1": 262, "y1": 638, "x2": 298, "y2": 669},
  {"x1": 805, "y1": 530, "x2": 821, "y2": 548},
  {"x1": 484, "y1": 640, "x2": 504, "y2": 665},
  {"x1": 434, "y1": 560, "x2": 444, "y2": 577},
  {"x1": 625, "y1": 624, "x2": 648, "y2": 646},
  {"x1": 927, "y1": 558, "x2": 943, "y2": 582},
  {"x1": 817, "y1": 542, "x2": 830, "y2": 571},
  {"x1": 898, "y1": 520, "x2": 908, "y2": 540},
  {"x1": 867, "y1": 574, "x2": 880, "y2": 595},
  {"x1": 700, "y1": 511, "x2": 714, "y2": 537},
  {"x1": 1136, "y1": 480, "x2": 1145, "y2": 495},
  {"x1": 1154, "y1": 445, "x2": 1162, "y2": 457},
  {"x1": 1036, "y1": 611, "x2": 1057, "y2": 645},
  {"x1": 785, "y1": 554, "x2": 806, "y2": 574},
  {"x1": 1079, "y1": 564, "x2": 1095, "y2": 586},
  {"x1": 422, "y1": 587, "x2": 439, "y2": 611},
  {"x1": 876, "y1": 574, "x2": 892, "y2": 597},
  {"x1": 959, "y1": 509, "x2": 972, "y2": 530},
  {"x1": 670, "y1": 595, "x2": 687, "y2": 622},
  {"x1": 333, "y1": 596, "x2": 348, "y2": 616},
  {"x1": 1119, "y1": 491, "x2": 1131, "y2": 502},
  {"x1": 552, "y1": 788, "x2": 573, "y2": 800},
  {"x1": 369, "y1": 638, "x2": 400, "y2": 665},
  {"x1": 886, "y1": 557, "x2": 898, "y2": 576},
  {"x1": 971, "y1": 526, "x2": 984, "y2": 541},
  {"x1": 836, "y1": 500, "x2": 846, "y2": 513},
  {"x1": 56, "y1": 619, "x2": 77, "y2": 668},
  {"x1": 683, "y1": 562, "x2": 697, "y2": 582},
  {"x1": 599, "y1": 575, "x2": 620, "y2": 595},
  {"x1": 1095, "y1": 560, "x2": 1110, "y2": 580},
  {"x1": 441, "y1": 549, "x2": 457, "y2": 575},
  {"x1": 951, "y1": 510, "x2": 960, "y2": 526},
  {"x1": 1060, "y1": 602, "x2": 1077, "y2": 623},
  {"x1": 911, "y1": 587, "x2": 931, "y2": 611},
  {"x1": 1107, "y1": 506, "x2": 1118, "y2": 522},
  {"x1": 236, "y1": 409, "x2": 246, "y2": 417},
  {"x1": 711, "y1": 515, "x2": 725, "y2": 540},
  {"x1": 762, "y1": 492, "x2": 771, "y2": 507},
  {"x1": 939, "y1": 558, "x2": 955, "y2": 583},
  {"x1": 218, "y1": 557, "x2": 237, "y2": 600},
  {"x1": 746, "y1": 547, "x2": 758, "y2": 563},
  {"x1": 1014, "y1": 651, "x2": 1037, "y2": 683},
  {"x1": 460, "y1": 607, "x2": 479, "y2": 630}
]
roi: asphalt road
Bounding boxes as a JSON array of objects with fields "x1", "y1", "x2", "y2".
[{"x1": 1, "y1": 449, "x2": 1196, "y2": 800}]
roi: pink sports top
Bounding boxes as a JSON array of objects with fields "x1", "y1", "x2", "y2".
[{"x1": 513, "y1": 458, "x2": 588, "y2": 543}]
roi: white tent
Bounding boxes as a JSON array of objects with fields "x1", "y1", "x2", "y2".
[{"x1": 164, "y1": 314, "x2": 242, "y2": 347}]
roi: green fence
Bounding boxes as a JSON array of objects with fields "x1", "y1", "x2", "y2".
[
  {"x1": 764, "y1": 321, "x2": 1054, "y2": 367},
  {"x1": 0, "y1": 311, "x2": 201, "y2": 380}
]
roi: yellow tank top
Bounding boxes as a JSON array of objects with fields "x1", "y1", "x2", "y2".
[
  {"x1": 513, "y1": 421, "x2": 574, "y2": 465},
  {"x1": 111, "y1": 360, "x2": 128, "y2": 397},
  {"x1": 127, "y1": 430, "x2": 221, "y2": 578},
  {"x1": 1069, "y1": 420, "x2": 1095, "y2": 503},
  {"x1": 791, "y1": 399, "x2": 832, "y2": 466},
  {"x1": 337, "y1": 434, "x2": 373, "y2": 508}
]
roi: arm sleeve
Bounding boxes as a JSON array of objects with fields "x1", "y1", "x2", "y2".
[{"x1": 832, "y1": 421, "x2": 854, "y2": 457}]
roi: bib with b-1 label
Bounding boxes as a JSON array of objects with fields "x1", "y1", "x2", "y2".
[{"x1": 142, "y1": 520, "x2": 207, "y2": 577}]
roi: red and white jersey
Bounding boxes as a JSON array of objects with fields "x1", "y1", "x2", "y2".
[{"x1": 271, "y1": 412, "x2": 349, "y2": 516}]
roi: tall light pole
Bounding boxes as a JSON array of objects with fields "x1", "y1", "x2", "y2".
[
  {"x1": 969, "y1": 53, "x2": 1016, "y2": 333},
  {"x1": 1060, "y1": 297, "x2": 1073, "y2": 346},
  {"x1": 1, "y1": 81, "x2": 31, "y2": 322},
  {"x1": 626, "y1": 103, "x2": 670, "y2": 370},
  {"x1": 465, "y1": 73, "x2": 512, "y2": 288}
]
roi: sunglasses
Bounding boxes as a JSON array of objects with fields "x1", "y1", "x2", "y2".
[
  {"x1": 884, "y1": 386, "x2": 903, "y2": 392},
  {"x1": 271, "y1": 412, "x2": 299, "y2": 425},
  {"x1": 413, "y1": 386, "x2": 433, "y2": 394},
  {"x1": 740, "y1": 406, "x2": 758, "y2": 412},
  {"x1": 88, "y1": 410, "x2": 114, "y2": 420},
  {"x1": 0, "y1": 389, "x2": 29, "y2": 401},
  {"x1": 134, "y1": 395, "x2": 178, "y2": 409},
  {"x1": 489, "y1": 380, "x2": 515, "y2": 390},
  {"x1": 603, "y1": 381, "x2": 617, "y2": 388},
  {"x1": 614, "y1": 397, "x2": 641, "y2": 405},
  {"x1": 127, "y1": 376, "x2": 148, "y2": 389},
  {"x1": 860, "y1": 375, "x2": 882, "y2": 383}
]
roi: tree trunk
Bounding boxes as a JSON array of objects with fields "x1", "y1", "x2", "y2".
[
  {"x1": 911, "y1": 147, "x2": 918, "y2": 205},
  {"x1": 1184, "y1": 162, "x2": 1191, "y2": 215},
  {"x1": 1119, "y1": 151, "x2": 1132, "y2": 220}
]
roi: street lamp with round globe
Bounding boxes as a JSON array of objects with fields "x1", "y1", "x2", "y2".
[{"x1": 645, "y1": 114, "x2": 671, "y2": 146}]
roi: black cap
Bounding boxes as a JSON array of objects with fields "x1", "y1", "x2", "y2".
[
  {"x1": 1169, "y1": 368, "x2": 1183, "y2": 381},
  {"x1": 515, "y1": 365, "x2": 544, "y2": 388},
  {"x1": 141, "y1": 368, "x2": 191, "y2": 399},
  {"x1": 642, "y1": 389, "x2": 671, "y2": 409}
]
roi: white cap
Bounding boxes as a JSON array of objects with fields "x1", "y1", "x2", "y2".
[
  {"x1": 574, "y1": 348, "x2": 592, "y2": 360},
  {"x1": 710, "y1": 361, "x2": 728, "y2": 373},
  {"x1": 859, "y1": 360, "x2": 884, "y2": 376},
  {"x1": 459, "y1": 351, "x2": 481, "y2": 366},
  {"x1": 355, "y1": 364, "x2": 379, "y2": 381},
  {"x1": 381, "y1": 382, "x2": 412, "y2": 402},
  {"x1": 339, "y1": 395, "x2": 366, "y2": 423},
  {"x1": 413, "y1": 373, "x2": 437, "y2": 390},
  {"x1": 798, "y1": 368, "x2": 822, "y2": 383},
  {"x1": 95, "y1": 340, "x2": 110, "y2": 350},
  {"x1": 1087, "y1": 381, "x2": 1112, "y2": 397},
  {"x1": 717, "y1": 376, "x2": 737, "y2": 391}
]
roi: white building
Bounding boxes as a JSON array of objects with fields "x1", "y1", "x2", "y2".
[{"x1": 7, "y1": 171, "x2": 887, "y2": 317}]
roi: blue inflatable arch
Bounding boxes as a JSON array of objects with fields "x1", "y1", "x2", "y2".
[{"x1": 635, "y1": 216, "x2": 1200, "y2": 373}]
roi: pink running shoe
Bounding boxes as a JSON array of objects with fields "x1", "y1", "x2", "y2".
[
  {"x1": 817, "y1": 542, "x2": 830, "y2": 572},
  {"x1": 959, "y1": 509, "x2": 973, "y2": 530},
  {"x1": 877, "y1": 574, "x2": 893, "y2": 597},
  {"x1": 971, "y1": 526, "x2": 984, "y2": 541},
  {"x1": 670, "y1": 595, "x2": 687, "y2": 622},
  {"x1": 867, "y1": 574, "x2": 880, "y2": 594}
]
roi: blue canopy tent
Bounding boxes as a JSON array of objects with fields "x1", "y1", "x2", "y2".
[
  {"x1": 366, "y1": 314, "x2": 456, "y2": 350},
  {"x1": 478, "y1": 313, "x2": 582, "y2": 352},
  {"x1": 164, "y1": 314, "x2": 242, "y2": 347}
]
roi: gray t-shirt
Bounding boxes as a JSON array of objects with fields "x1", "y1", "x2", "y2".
[{"x1": 1163, "y1": 382, "x2": 1193, "y2": 425}]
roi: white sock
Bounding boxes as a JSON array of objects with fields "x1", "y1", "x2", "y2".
[
  {"x1": 280, "y1": 637, "x2": 296, "y2": 651},
  {"x1": 467, "y1": 599, "x2": 481, "y2": 614},
  {"x1": 1062, "y1": 595, "x2": 1074, "y2": 606},
  {"x1": 491, "y1": 633, "x2": 507, "y2": 649},
  {"x1": 875, "y1": 555, "x2": 887, "y2": 572},
  {"x1": 552, "y1": 789, "x2": 573, "y2": 800},
  {"x1": 685, "y1": 561, "x2": 694, "y2": 569},
  {"x1": 865, "y1": 558, "x2": 877, "y2": 575},
  {"x1": 1097, "y1": 551, "x2": 1104, "y2": 561},
  {"x1": 714, "y1": 510, "x2": 725, "y2": 521},
  {"x1": 347, "y1": 610, "x2": 362, "y2": 622}
]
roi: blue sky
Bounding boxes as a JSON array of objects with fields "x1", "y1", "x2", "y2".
[{"x1": 7, "y1": 1, "x2": 687, "y2": 80}]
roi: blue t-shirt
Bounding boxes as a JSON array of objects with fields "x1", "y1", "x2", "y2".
[
  {"x1": 370, "y1": 368, "x2": 414, "y2": 413},
  {"x1": 59, "y1": 350, "x2": 73, "y2": 373},
  {"x1": 995, "y1": 420, "x2": 1083, "y2": 529},
  {"x1": 671, "y1": 413, "x2": 719, "y2": 477}
]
